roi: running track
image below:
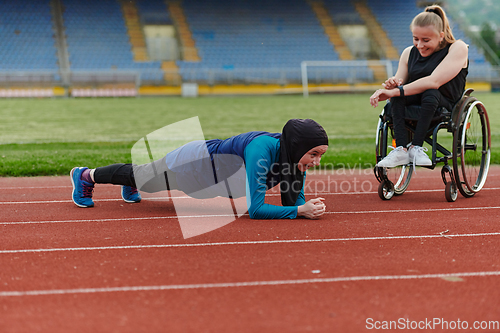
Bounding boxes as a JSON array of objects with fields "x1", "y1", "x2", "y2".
[{"x1": 1, "y1": 167, "x2": 500, "y2": 332}]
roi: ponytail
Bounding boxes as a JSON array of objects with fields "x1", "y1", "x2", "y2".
[{"x1": 411, "y1": 4, "x2": 456, "y2": 46}]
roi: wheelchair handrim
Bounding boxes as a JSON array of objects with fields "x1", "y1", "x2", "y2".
[{"x1": 459, "y1": 100, "x2": 490, "y2": 193}]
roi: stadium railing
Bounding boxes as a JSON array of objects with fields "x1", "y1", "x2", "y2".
[{"x1": 0, "y1": 65, "x2": 497, "y2": 97}]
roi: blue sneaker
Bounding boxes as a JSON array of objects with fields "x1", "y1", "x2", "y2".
[
  {"x1": 70, "y1": 167, "x2": 94, "y2": 208},
  {"x1": 121, "y1": 185, "x2": 141, "y2": 203}
]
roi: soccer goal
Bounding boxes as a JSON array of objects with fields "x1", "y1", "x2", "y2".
[
  {"x1": 300, "y1": 60, "x2": 394, "y2": 97},
  {"x1": 68, "y1": 70, "x2": 142, "y2": 97}
]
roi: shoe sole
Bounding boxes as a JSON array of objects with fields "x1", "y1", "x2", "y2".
[
  {"x1": 70, "y1": 167, "x2": 94, "y2": 208},
  {"x1": 122, "y1": 198, "x2": 142, "y2": 203},
  {"x1": 409, "y1": 157, "x2": 432, "y2": 167},
  {"x1": 376, "y1": 161, "x2": 410, "y2": 168},
  {"x1": 121, "y1": 186, "x2": 141, "y2": 203}
]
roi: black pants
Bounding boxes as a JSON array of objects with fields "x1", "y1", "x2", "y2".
[
  {"x1": 93, "y1": 156, "x2": 178, "y2": 193},
  {"x1": 391, "y1": 89, "x2": 453, "y2": 147}
]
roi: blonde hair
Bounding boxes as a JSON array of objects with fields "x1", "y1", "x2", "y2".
[{"x1": 411, "y1": 4, "x2": 455, "y2": 47}]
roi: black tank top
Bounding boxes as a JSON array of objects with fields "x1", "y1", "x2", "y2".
[{"x1": 407, "y1": 44, "x2": 468, "y2": 104}]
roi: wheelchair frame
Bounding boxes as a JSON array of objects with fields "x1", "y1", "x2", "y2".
[{"x1": 374, "y1": 88, "x2": 491, "y2": 202}]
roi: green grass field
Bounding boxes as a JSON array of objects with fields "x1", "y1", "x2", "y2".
[{"x1": 1, "y1": 93, "x2": 499, "y2": 177}]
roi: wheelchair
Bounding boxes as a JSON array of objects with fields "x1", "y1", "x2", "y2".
[{"x1": 374, "y1": 88, "x2": 491, "y2": 202}]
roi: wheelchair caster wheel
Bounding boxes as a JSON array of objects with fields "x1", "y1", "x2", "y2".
[
  {"x1": 445, "y1": 181, "x2": 458, "y2": 202},
  {"x1": 378, "y1": 180, "x2": 395, "y2": 200}
]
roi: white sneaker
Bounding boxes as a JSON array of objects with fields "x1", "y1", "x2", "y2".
[
  {"x1": 377, "y1": 146, "x2": 410, "y2": 168},
  {"x1": 409, "y1": 146, "x2": 432, "y2": 166}
]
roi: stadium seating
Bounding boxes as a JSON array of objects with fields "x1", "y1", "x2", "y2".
[
  {"x1": 135, "y1": 0, "x2": 172, "y2": 25},
  {"x1": 0, "y1": 0, "x2": 58, "y2": 71},
  {"x1": 0, "y1": 0, "x2": 494, "y2": 88},
  {"x1": 324, "y1": 0, "x2": 364, "y2": 25},
  {"x1": 177, "y1": 0, "x2": 354, "y2": 82},
  {"x1": 62, "y1": 0, "x2": 162, "y2": 80}
]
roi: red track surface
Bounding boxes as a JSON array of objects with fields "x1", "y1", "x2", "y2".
[{"x1": 1, "y1": 167, "x2": 500, "y2": 332}]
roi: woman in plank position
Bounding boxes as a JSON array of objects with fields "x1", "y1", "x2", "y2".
[
  {"x1": 370, "y1": 4, "x2": 468, "y2": 167},
  {"x1": 71, "y1": 118, "x2": 328, "y2": 220}
]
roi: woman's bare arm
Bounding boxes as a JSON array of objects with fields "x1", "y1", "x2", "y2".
[{"x1": 370, "y1": 41, "x2": 468, "y2": 107}]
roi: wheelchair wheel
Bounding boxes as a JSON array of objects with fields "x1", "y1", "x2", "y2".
[
  {"x1": 387, "y1": 165, "x2": 412, "y2": 195},
  {"x1": 445, "y1": 181, "x2": 458, "y2": 202},
  {"x1": 378, "y1": 179, "x2": 395, "y2": 200},
  {"x1": 375, "y1": 116, "x2": 413, "y2": 195},
  {"x1": 452, "y1": 96, "x2": 491, "y2": 198}
]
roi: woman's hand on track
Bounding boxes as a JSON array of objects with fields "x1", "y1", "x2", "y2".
[{"x1": 297, "y1": 198, "x2": 326, "y2": 219}]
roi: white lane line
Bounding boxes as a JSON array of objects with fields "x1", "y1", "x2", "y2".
[
  {"x1": 0, "y1": 198, "x2": 124, "y2": 205},
  {"x1": 1, "y1": 231, "x2": 499, "y2": 254},
  {"x1": 0, "y1": 214, "x2": 238, "y2": 225},
  {"x1": 327, "y1": 206, "x2": 500, "y2": 214},
  {"x1": 0, "y1": 198, "x2": 176, "y2": 205},
  {"x1": 0, "y1": 196, "x2": 210, "y2": 205},
  {"x1": 1, "y1": 270, "x2": 499, "y2": 297},
  {"x1": 1, "y1": 205, "x2": 499, "y2": 226},
  {"x1": 2, "y1": 187, "x2": 500, "y2": 205},
  {"x1": 1, "y1": 186, "x2": 72, "y2": 190}
]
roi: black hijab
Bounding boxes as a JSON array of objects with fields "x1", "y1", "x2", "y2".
[{"x1": 279, "y1": 119, "x2": 329, "y2": 206}]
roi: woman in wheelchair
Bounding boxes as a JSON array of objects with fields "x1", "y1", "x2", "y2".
[{"x1": 370, "y1": 4, "x2": 468, "y2": 168}]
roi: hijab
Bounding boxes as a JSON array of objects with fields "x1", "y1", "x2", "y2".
[{"x1": 279, "y1": 119, "x2": 329, "y2": 206}]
